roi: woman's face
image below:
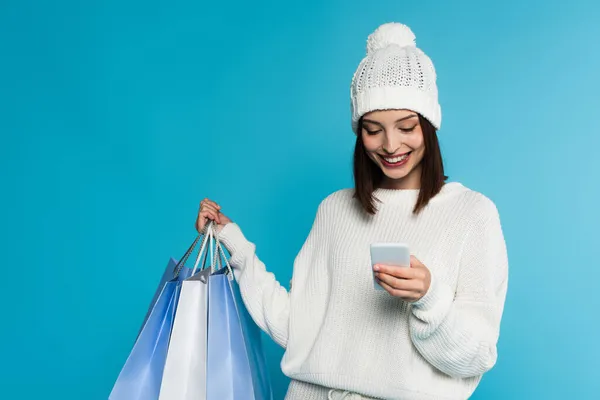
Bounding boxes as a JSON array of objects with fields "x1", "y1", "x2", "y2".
[{"x1": 361, "y1": 109, "x2": 425, "y2": 189}]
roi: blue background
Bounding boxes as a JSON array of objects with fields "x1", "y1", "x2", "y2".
[{"x1": 1, "y1": 0, "x2": 598, "y2": 399}]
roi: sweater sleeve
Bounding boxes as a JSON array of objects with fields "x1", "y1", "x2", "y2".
[
  {"x1": 217, "y1": 202, "x2": 327, "y2": 349},
  {"x1": 408, "y1": 198, "x2": 509, "y2": 378}
]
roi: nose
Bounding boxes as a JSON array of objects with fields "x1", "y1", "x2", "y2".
[{"x1": 382, "y1": 132, "x2": 401, "y2": 154}]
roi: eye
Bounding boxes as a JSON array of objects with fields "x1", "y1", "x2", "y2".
[
  {"x1": 398, "y1": 125, "x2": 417, "y2": 133},
  {"x1": 364, "y1": 128, "x2": 382, "y2": 135}
]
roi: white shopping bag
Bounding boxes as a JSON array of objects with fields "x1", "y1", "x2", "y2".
[{"x1": 158, "y1": 224, "x2": 217, "y2": 400}]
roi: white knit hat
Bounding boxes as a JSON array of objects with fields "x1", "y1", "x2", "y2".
[{"x1": 350, "y1": 22, "x2": 442, "y2": 132}]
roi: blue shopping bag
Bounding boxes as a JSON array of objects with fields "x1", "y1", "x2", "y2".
[
  {"x1": 230, "y1": 276, "x2": 273, "y2": 400},
  {"x1": 109, "y1": 235, "x2": 207, "y2": 400},
  {"x1": 207, "y1": 268, "x2": 273, "y2": 400},
  {"x1": 138, "y1": 236, "x2": 201, "y2": 334}
]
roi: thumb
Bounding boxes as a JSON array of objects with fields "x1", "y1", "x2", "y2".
[{"x1": 410, "y1": 255, "x2": 424, "y2": 268}]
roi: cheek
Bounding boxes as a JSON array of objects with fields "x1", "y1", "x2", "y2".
[
  {"x1": 406, "y1": 134, "x2": 425, "y2": 162},
  {"x1": 362, "y1": 136, "x2": 380, "y2": 154},
  {"x1": 406, "y1": 134, "x2": 425, "y2": 153}
]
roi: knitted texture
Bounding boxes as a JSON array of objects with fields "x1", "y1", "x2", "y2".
[
  {"x1": 218, "y1": 182, "x2": 509, "y2": 400},
  {"x1": 351, "y1": 22, "x2": 442, "y2": 132}
]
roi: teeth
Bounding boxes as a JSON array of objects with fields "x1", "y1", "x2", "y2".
[{"x1": 384, "y1": 153, "x2": 409, "y2": 163}]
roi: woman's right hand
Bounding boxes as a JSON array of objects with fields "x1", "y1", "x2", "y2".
[{"x1": 195, "y1": 198, "x2": 232, "y2": 234}]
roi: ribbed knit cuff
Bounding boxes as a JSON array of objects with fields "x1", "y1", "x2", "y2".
[
  {"x1": 217, "y1": 223, "x2": 254, "y2": 267},
  {"x1": 411, "y1": 271, "x2": 454, "y2": 311}
]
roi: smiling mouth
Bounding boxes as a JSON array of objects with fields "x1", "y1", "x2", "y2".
[{"x1": 378, "y1": 152, "x2": 412, "y2": 166}]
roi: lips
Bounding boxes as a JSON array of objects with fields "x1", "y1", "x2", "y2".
[{"x1": 378, "y1": 151, "x2": 412, "y2": 167}]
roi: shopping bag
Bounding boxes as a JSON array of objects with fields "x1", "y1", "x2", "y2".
[
  {"x1": 109, "y1": 234, "x2": 207, "y2": 400},
  {"x1": 158, "y1": 224, "x2": 217, "y2": 400},
  {"x1": 206, "y1": 269, "x2": 254, "y2": 399},
  {"x1": 206, "y1": 234, "x2": 274, "y2": 400},
  {"x1": 109, "y1": 279, "x2": 181, "y2": 400},
  {"x1": 138, "y1": 235, "x2": 201, "y2": 335},
  {"x1": 230, "y1": 277, "x2": 274, "y2": 400}
]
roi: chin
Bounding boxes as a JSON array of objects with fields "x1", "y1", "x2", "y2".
[
  {"x1": 379, "y1": 164, "x2": 413, "y2": 180},
  {"x1": 383, "y1": 171, "x2": 411, "y2": 181}
]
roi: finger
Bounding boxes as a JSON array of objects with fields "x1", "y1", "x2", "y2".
[
  {"x1": 374, "y1": 264, "x2": 415, "y2": 279},
  {"x1": 377, "y1": 279, "x2": 416, "y2": 300},
  {"x1": 200, "y1": 204, "x2": 222, "y2": 224},
  {"x1": 199, "y1": 209, "x2": 220, "y2": 224},
  {"x1": 201, "y1": 204, "x2": 220, "y2": 217},
  {"x1": 195, "y1": 213, "x2": 210, "y2": 232},
  {"x1": 410, "y1": 255, "x2": 424, "y2": 268},
  {"x1": 201, "y1": 198, "x2": 221, "y2": 210},
  {"x1": 196, "y1": 213, "x2": 207, "y2": 231},
  {"x1": 201, "y1": 210, "x2": 220, "y2": 223},
  {"x1": 375, "y1": 272, "x2": 423, "y2": 292}
]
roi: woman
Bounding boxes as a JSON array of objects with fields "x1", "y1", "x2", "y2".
[{"x1": 196, "y1": 22, "x2": 508, "y2": 400}]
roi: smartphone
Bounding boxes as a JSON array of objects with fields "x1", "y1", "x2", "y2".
[{"x1": 370, "y1": 242, "x2": 411, "y2": 290}]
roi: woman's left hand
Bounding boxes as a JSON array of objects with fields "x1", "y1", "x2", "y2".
[{"x1": 374, "y1": 255, "x2": 431, "y2": 302}]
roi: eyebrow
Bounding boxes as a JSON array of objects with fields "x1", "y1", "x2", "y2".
[{"x1": 362, "y1": 114, "x2": 418, "y2": 126}]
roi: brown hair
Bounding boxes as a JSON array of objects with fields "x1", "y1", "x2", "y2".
[{"x1": 352, "y1": 114, "x2": 448, "y2": 215}]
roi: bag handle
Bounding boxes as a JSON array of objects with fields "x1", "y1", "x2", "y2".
[
  {"x1": 199, "y1": 221, "x2": 230, "y2": 275},
  {"x1": 172, "y1": 234, "x2": 202, "y2": 279},
  {"x1": 212, "y1": 225, "x2": 233, "y2": 277},
  {"x1": 172, "y1": 220, "x2": 216, "y2": 278},
  {"x1": 172, "y1": 220, "x2": 233, "y2": 278},
  {"x1": 190, "y1": 221, "x2": 216, "y2": 276}
]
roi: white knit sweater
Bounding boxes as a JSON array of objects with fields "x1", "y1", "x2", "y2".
[{"x1": 218, "y1": 182, "x2": 509, "y2": 400}]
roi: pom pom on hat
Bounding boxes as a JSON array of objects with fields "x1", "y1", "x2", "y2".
[{"x1": 366, "y1": 22, "x2": 416, "y2": 55}]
